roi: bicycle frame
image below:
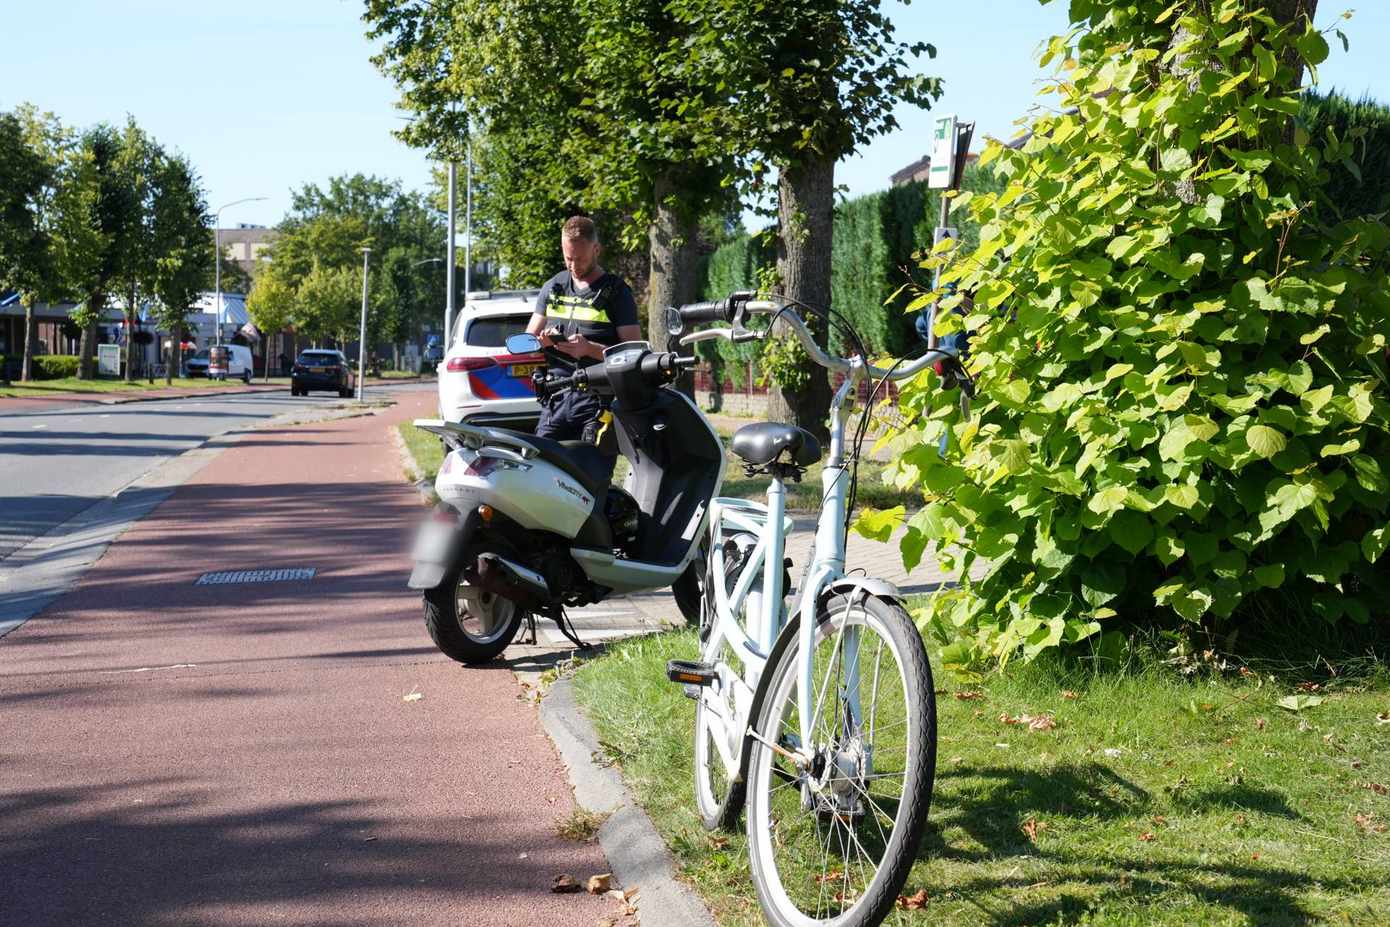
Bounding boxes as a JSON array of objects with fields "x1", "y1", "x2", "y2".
[{"x1": 699, "y1": 370, "x2": 866, "y2": 776}]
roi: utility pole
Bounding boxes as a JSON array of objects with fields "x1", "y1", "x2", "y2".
[
  {"x1": 445, "y1": 162, "x2": 457, "y2": 354},
  {"x1": 357, "y1": 247, "x2": 371, "y2": 401},
  {"x1": 463, "y1": 140, "x2": 473, "y2": 302}
]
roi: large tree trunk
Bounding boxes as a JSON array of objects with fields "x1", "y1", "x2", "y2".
[
  {"x1": 21, "y1": 298, "x2": 36, "y2": 382},
  {"x1": 647, "y1": 171, "x2": 702, "y2": 393},
  {"x1": 79, "y1": 314, "x2": 99, "y2": 380},
  {"x1": 767, "y1": 157, "x2": 835, "y2": 441}
]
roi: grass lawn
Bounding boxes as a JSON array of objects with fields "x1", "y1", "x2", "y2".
[
  {"x1": 377, "y1": 369, "x2": 425, "y2": 379},
  {"x1": 572, "y1": 629, "x2": 1390, "y2": 926},
  {"x1": 0, "y1": 376, "x2": 287, "y2": 398},
  {"x1": 397, "y1": 421, "x2": 445, "y2": 482}
]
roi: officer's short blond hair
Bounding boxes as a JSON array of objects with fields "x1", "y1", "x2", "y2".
[{"x1": 562, "y1": 215, "x2": 598, "y2": 243}]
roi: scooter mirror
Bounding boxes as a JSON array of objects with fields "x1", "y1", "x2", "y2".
[
  {"x1": 663, "y1": 306, "x2": 684, "y2": 338},
  {"x1": 505, "y1": 333, "x2": 542, "y2": 354}
]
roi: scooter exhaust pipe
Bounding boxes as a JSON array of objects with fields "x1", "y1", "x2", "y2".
[{"x1": 467, "y1": 552, "x2": 550, "y2": 612}]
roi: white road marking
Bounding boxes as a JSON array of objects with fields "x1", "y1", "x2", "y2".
[{"x1": 99, "y1": 663, "x2": 198, "y2": 675}]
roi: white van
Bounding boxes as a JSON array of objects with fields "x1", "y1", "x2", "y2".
[{"x1": 201, "y1": 344, "x2": 254, "y2": 382}]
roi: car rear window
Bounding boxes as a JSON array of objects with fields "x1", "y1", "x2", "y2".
[
  {"x1": 298, "y1": 353, "x2": 339, "y2": 365},
  {"x1": 191, "y1": 349, "x2": 209, "y2": 361},
  {"x1": 464, "y1": 315, "x2": 531, "y2": 349}
]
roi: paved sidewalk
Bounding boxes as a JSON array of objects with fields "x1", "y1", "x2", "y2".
[{"x1": 0, "y1": 390, "x2": 622, "y2": 927}]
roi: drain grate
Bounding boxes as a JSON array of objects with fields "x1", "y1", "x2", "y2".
[{"x1": 195, "y1": 567, "x2": 316, "y2": 586}]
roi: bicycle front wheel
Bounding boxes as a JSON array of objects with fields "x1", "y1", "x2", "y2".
[{"x1": 745, "y1": 593, "x2": 936, "y2": 927}]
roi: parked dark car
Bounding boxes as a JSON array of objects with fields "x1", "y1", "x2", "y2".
[{"x1": 291, "y1": 350, "x2": 355, "y2": 397}]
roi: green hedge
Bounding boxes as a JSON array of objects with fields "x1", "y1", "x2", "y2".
[
  {"x1": 32, "y1": 355, "x2": 80, "y2": 380},
  {"x1": 697, "y1": 166, "x2": 1006, "y2": 364},
  {"x1": 1301, "y1": 90, "x2": 1390, "y2": 218}
]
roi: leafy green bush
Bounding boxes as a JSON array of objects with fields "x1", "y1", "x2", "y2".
[
  {"x1": 32, "y1": 355, "x2": 80, "y2": 380},
  {"x1": 884, "y1": 1, "x2": 1390, "y2": 675}
]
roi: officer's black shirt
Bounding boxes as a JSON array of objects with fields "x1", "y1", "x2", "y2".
[{"x1": 534, "y1": 270, "x2": 639, "y2": 374}]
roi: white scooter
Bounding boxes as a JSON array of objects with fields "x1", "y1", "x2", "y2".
[{"x1": 408, "y1": 335, "x2": 726, "y2": 663}]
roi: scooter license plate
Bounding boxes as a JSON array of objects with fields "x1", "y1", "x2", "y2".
[{"x1": 509, "y1": 363, "x2": 542, "y2": 378}]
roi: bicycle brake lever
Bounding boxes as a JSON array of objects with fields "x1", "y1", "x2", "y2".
[{"x1": 680, "y1": 329, "x2": 735, "y2": 345}]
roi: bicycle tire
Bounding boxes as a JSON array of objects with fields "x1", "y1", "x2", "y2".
[{"x1": 744, "y1": 593, "x2": 936, "y2": 927}]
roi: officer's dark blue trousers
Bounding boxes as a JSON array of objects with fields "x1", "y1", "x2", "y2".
[{"x1": 536, "y1": 388, "x2": 618, "y2": 481}]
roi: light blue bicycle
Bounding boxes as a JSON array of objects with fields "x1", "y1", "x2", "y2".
[{"x1": 664, "y1": 293, "x2": 971, "y2": 927}]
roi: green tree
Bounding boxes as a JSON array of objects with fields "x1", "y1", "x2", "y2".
[
  {"x1": 147, "y1": 153, "x2": 213, "y2": 384},
  {"x1": 108, "y1": 120, "x2": 163, "y2": 382},
  {"x1": 2, "y1": 106, "x2": 101, "y2": 382},
  {"x1": 0, "y1": 109, "x2": 52, "y2": 381},
  {"x1": 246, "y1": 269, "x2": 297, "y2": 344},
  {"x1": 297, "y1": 263, "x2": 360, "y2": 346},
  {"x1": 889, "y1": 0, "x2": 1388, "y2": 674},
  {"x1": 67, "y1": 123, "x2": 143, "y2": 379},
  {"x1": 665, "y1": 0, "x2": 942, "y2": 437}
]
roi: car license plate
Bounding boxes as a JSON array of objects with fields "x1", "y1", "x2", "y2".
[
  {"x1": 310, "y1": 366, "x2": 326, "y2": 373},
  {"x1": 510, "y1": 363, "x2": 542, "y2": 378}
]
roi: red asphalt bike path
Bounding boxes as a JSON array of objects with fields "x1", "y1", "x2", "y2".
[{"x1": 0, "y1": 391, "x2": 621, "y2": 926}]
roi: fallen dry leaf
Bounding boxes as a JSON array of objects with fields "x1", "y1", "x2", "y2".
[
  {"x1": 1254, "y1": 718, "x2": 1267, "y2": 731},
  {"x1": 552, "y1": 874, "x2": 582, "y2": 894},
  {"x1": 1138, "y1": 831, "x2": 1156, "y2": 842},
  {"x1": 605, "y1": 889, "x2": 626, "y2": 903},
  {"x1": 1239, "y1": 666, "x2": 1255, "y2": 678},
  {"x1": 587, "y1": 873, "x2": 613, "y2": 894},
  {"x1": 623, "y1": 886, "x2": 640, "y2": 901},
  {"x1": 814, "y1": 869, "x2": 844, "y2": 884},
  {"x1": 896, "y1": 889, "x2": 929, "y2": 910},
  {"x1": 1355, "y1": 812, "x2": 1387, "y2": 834},
  {"x1": 1251, "y1": 852, "x2": 1260, "y2": 860},
  {"x1": 1364, "y1": 782, "x2": 1389, "y2": 796},
  {"x1": 1021, "y1": 818, "x2": 1045, "y2": 843},
  {"x1": 1295, "y1": 681, "x2": 1322, "y2": 692},
  {"x1": 1000, "y1": 712, "x2": 1020, "y2": 725},
  {"x1": 1061, "y1": 690, "x2": 1078, "y2": 700},
  {"x1": 1377, "y1": 713, "x2": 1390, "y2": 725},
  {"x1": 706, "y1": 835, "x2": 730, "y2": 850},
  {"x1": 1222, "y1": 737, "x2": 1235, "y2": 746},
  {"x1": 403, "y1": 688, "x2": 423, "y2": 703},
  {"x1": 1151, "y1": 816, "x2": 1167, "y2": 827},
  {"x1": 1026, "y1": 714, "x2": 1058, "y2": 732},
  {"x1": 954, "y1": 690, "x2": 984, "y2": 701}
]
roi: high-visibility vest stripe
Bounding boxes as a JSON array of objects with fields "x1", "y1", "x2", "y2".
[{"x1": 548, "y1": 293, "x2": 609, "y2": 324}]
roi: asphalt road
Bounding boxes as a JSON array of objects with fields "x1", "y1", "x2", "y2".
[{"x1": 0, "y1": 387, "x2": 424, "y2": 562}]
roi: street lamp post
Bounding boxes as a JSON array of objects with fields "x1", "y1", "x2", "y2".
[
  {"x1": 463, "y1": 139, "x2": 473, "y2": 303},
  {"x1": 445, "y1": 162, "x2": 457, "y2": 352},
  {"x1": 357, "y1": 247, "x2": 371, "y2": 401},
  {"x1": 212, "y1": 197, "x2": 268, "y2": 353}
]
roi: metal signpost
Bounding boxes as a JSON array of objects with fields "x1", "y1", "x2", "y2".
[{"x1": 925, "y1": 115, "x2": 975, "y2": 348}]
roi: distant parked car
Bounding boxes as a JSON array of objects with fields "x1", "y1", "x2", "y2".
[
  {"x1": 438, "y1": 292, "x2": 543, "y2": 431},
  {"x1": 291, "y1": 349, "x2": 356, "y2": 398},
  {"x1": 186, "y1": 345, "x2": 253, "y2": 382}
]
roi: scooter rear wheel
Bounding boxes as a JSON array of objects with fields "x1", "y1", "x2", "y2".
[{"x1": 423, "y1": 555, "x2": 526, "y2": 664}]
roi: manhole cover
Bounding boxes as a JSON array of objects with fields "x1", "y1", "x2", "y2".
[{"x1": 195, "y1": 568, "x2": 316, "y2": 586}]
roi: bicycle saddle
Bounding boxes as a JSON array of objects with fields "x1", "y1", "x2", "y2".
[{"x1": 731, "y1": 422, "x2": 822, "y2": 467}]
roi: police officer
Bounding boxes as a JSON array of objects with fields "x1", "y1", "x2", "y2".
[{"x1": 526, "y1": 216, "x2": 641, "y2": 473}]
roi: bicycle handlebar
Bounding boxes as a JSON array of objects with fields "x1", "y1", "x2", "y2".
[{"x1": 673, "y1": 296, "x2": 961, "y2": 384}]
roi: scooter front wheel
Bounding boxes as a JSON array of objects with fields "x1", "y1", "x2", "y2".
[{"x1": 423, "y1": 559, "x2": 526, "y2": 664}]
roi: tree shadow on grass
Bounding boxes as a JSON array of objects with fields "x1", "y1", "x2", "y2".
[{"x1": 921, "y1": 761, "x2": 1331, "y2": 926}]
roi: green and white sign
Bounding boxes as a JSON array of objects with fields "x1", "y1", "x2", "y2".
[{"x1": 928, "y1": 114, "x2": 957, "y2": 190}]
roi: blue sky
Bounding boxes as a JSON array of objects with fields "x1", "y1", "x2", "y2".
[{"x1": 2, "y1": 1, "x2": 1387, "y2": 232}]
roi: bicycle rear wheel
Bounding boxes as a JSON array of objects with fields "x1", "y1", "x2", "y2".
[{"x1": 744, "y1": 593, "x2": 935, "y2": 927}]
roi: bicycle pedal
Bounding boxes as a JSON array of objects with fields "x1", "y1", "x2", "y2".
[{"x1": 666, "y1": 660, "x2": 718, "y2": 688}]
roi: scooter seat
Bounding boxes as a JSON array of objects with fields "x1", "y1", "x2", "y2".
[
  {"x1": 731, "y1": 421, "x2": 821, "y2": 467},
  {"x1": 519, "y1": 432, "x2": 612, "y2": 497}
]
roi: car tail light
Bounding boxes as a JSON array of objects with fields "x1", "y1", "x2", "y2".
[{"x1": 446, "y1": 356, "x2": 497, "y2": 373}]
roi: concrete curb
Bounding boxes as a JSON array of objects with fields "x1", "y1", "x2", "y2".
[{"x1": 540, "y1": 678, "x2": 715, "y2": 927}]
